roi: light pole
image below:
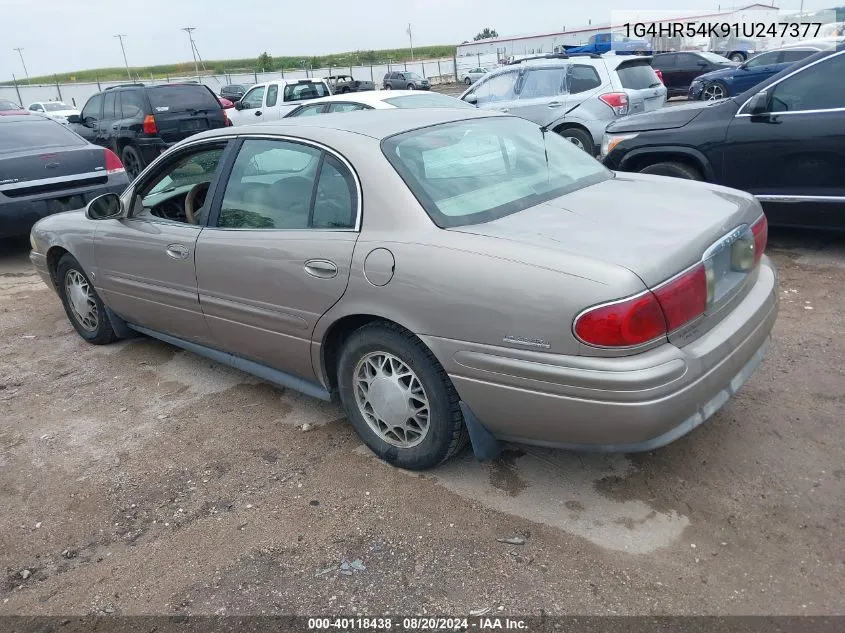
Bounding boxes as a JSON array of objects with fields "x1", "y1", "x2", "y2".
[
  {"x1": 181, "y1": 27, "x2": 200, "y2": 82},
  {"x1": 115, "y1": 34, "x2": 131, "y2": 80},
  {"x1": 13, "y1": 47, "x2": 29, "y2": 82},
  {"x1": 407, "y1": 23, "x2": 414, "y2": 60}
]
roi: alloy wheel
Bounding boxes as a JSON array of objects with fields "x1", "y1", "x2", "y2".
[
  {"x1": 353, "y1": 352, "x2": 430, "y2": 448},
  {"x1": 702, "y1": 84, "x2": 726, "y2": 101},
  {"x1": 64, "y1": 269, "x2": 99, "y2": 331}
]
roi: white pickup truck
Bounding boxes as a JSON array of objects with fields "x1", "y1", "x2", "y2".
[{"x1": 226, "y1": 78, "x2": 332, "y2": 126}]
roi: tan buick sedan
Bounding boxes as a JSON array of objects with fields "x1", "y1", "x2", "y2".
[{"x1": 29, "y1": 109, "x2": 777, "y2": 470}]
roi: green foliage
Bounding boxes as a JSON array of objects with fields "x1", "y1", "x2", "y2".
[
  {"x1": 3, "y1": 45, "x2": 457, "y2": 85},
  {"x1": 473, "y1": 28, "x2": 499, "y2": 41}
]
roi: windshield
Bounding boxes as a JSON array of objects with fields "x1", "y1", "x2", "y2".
[
  {"x1": 43, "y1": 102, "x2": 71, "y2": 112},
  {"x1": 382, "y1": 117, "x2": 610, "y2": 228},
  {"x1": 284, "y1": 81, "x2": 331, "y2": 102},
  {"x1": 404, "y1": 72, "x2": 423, "y2": 80},
  {"x1": 384, "y1": 93, "x2": 474, "y2": 109},
  {"x1": 0, "y1": 118, "x2": 86, "y2": 153},
  {"x1": 146, "y1": 85, "x2": 221, "y2": 111},
  {"x1": 699, "y1": 52, "x2": 732, "y2": 64}
]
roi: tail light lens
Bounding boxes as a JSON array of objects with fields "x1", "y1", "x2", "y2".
[
  {"x1": 655, "y1": 69, "x2": 664, "y2": 84},
  {"x1": 575, "y1": 264, "x2": 708, "y2": 347},
  {"x1": 143, "y1": 114, "x2": 157, "y2": 135},
  {"x1": 599, "y1": 92, "x2": 629, "y2": 115},
  {"x1": 223, "y1": 110, "x2": 233, "y2": 127},
  {"x1": 104, "y1": 149, "x2": 125, "y2": 174},
  {"x1": 751, "y1": 214, "x2": 768, "y2": 265}
]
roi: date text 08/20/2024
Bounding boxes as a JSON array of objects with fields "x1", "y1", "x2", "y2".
[{"x1": 307, "y1": 617, "x2": 528, "y2": 630}]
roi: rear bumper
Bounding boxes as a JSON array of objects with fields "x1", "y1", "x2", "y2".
[
  {"x1": 0, "y1": 177, "x2": 128, "y2": 239},
  {"x1": 423, "y1": 258, "x2": 778, "y2": 451}
]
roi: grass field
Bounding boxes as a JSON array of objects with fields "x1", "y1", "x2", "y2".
[{"x1": 3, "y1": 45, "x2": 457, "y2": 85}]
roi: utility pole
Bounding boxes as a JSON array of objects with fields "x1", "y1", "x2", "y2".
[
  {"x1": 13, "y1": 47, "x2": 29, "y2": 82},
  {"x1": 407, "y1": 23, "x2": 414, "y2": 60},
  {"x1": 115, "y1": 34, "x2": 131, "y2": 80},
  {"x1": 181, "y1": 27, "x2": 200, "y2": 82}
]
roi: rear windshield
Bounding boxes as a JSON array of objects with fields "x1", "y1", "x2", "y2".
[
  {"x1": 615, "y1": 62, "x2": 662, "y2": 90},
  {"x1": 146, "y1": 85, "x2": 221, "y2": 112},
  {"x1": 382, "y1": 117, "x2": 610, "y2": 228},
  {"x1": 284, "y1": 81, "x2": 331, "y2": 102},
  {"x1": 0, "y1": 118, "x2": 86, "y2": 154},
  {"x1": 383, "y1": 94, "x2": 474, "y2": 109},
  {"x1": 43, "y1": 102, "x2": 71, "y2": 112},
  {"x1": 0, "y1": 100, "x2": 21, "y2": 111}
]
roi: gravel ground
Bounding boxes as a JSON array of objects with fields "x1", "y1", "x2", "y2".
[{"x1": 1, "y1": 228, "x2": 844, "y2": 617}]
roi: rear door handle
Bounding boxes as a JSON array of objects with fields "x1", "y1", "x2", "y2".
[
  {"x1": 166, "y1": 244, "x2": 190, "y2": 260},
  {"x1": 304, "y1": 259, "x2": 338, "y2": 279}
]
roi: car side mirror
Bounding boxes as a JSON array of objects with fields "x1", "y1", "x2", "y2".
[
  {"x1": 234, "y1": 101, "x2": 246, "y2": 110},
  {"x1": 86, "y1": 193, "x2": 124, "y2": 220},
  {"x1": 66, "y1": 114, "x2": 82, "y2": 124},
  {"x1": 746, "y1": 90, "x2": 770, "y2": 116},
  {"x1": 464, "y1": 93, "x2": 478, "y2": 105}
]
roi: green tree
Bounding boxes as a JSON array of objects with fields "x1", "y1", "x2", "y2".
[
  {"x1": 473, "y1": 28, "x2": 498, "y2": 41},
  {"x1": 258, "y1": 51, "x2": 273, "y2": 69}
]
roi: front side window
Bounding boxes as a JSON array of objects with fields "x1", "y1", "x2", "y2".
[
  {"x1": 81, "y1": 94, "x2": 103, "y2": 121},
  {"x1": 134, "y1": 146, "x2": 226, "y2": 223},
  {"x1": 382, "y1": 116, "x2": 610, "y2": 228},
  {"x1": 745, "y1": 51, "x2": 779, "y2": 68},
  {"x1": 470, "y1": 71, "x2": 518, "y2": 105},
  {"x1": 29, "y1": 104, "x2": 44, "y2": 112},
  {"x1": 768, "y1": 52, "x2": 845, "y2": 113},
  {"x1": 241, "y1": 86, "x2": 266, "y2": 108},
  {"x1": 218, "y1": 139, "x2": 356, "y2": 230},
  {"x1": 103, "y1": 92, "x2": 117, "y2": 119}
]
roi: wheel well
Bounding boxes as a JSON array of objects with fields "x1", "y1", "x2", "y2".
[
  {"x1": 46, "y1": 246, "x2": 69, "y2": 289},
  {"x1": 553, "y1": 122, "x2": 592, "y2": 139},
  {"x1": 623, "y1": 152, "x2": 707, "y2": 179},
  {"x1": 320, "y1": 314, "x2": 404, "y2": 393}
]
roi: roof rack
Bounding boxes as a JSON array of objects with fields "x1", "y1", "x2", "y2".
[
  {"x1": 104, "y1": 83, "x2": 145, "y2": 90},
  {"x1": 509, "y1": 53, "x2": 570, "y2": 64},
  {"x1": 565, "y1": 52, "x2": 604, "y2": 59}
]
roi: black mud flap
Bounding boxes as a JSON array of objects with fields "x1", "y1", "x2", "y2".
[
  {"x1": 105, "y1": 307, "x2": 139, "y2": 340},
  {"x1": 460, "y1": 402, "x2": 502, "y2": 462}
]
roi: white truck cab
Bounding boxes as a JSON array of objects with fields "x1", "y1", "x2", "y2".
[{"x1": 227, "y1": 78, "x2": 332, "y2": 126}]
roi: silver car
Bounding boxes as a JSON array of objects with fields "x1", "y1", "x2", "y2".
[
  {"x1": 460, "y1": 67, "x2": 492, "y2": 85},
  {"x1": 460, "y1": 54, "x2": 667, "y2": 154},
  {"x1": 29, "y1": 109, "x2": 776, "y2": 470}
]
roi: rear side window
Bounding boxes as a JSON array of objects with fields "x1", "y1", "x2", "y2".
[
  {"x1": 266, "y1": 84, "x2": 279, "y2": 107},
  {"x1": 615, "y1": 62, "x2": 661, "y2": 90},
  {"x1": 146, "y1": 85, "x2": 220, "y2": 112},
  {"x1": 568, "y1": 65, "x2": 602, "y2": 94},
  {"x1": 283, "y1": 82, "x2": 331, "y2": 102},
  {"x1": 384, "y1": 93, "x2": 473, "y2": 108},
  {"x1": 289, "y1": 104, "x2": 326, "y2": 117},
  {"x1": 779, "y1": 49, "x2": 815, "y2": 64},
  {"x1": 120, "y1": 90, "x2": 146, "y2": 118},
  {"x1": 0, "y1": 118, "x2": 87, "y2": 154}
]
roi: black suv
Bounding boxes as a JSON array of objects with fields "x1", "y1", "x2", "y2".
[
  {"x1": 220, "y1": 83, "x2": 250, "y2": 102},
  {"x1": 602, "y1": 46, "x2": 845, "y2": 230},
  {"x1": 68, "y1": 83, "x2": 228, "y2": 180}
]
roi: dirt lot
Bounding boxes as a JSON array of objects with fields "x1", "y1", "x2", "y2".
[{"x1": 1, "y1": 229, "x2": 844, "y2": 617}]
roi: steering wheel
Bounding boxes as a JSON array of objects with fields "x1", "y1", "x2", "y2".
[{"x1": 185, "y1": 182, "x2": 211, "y2": 225}]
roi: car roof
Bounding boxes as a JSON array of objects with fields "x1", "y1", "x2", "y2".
[
  {"x1": 292, "y1": 90, "x2": 436, "y2": 107},
  {"x1": 198, "y1": 107, "x2": 505, "y2": 141}
]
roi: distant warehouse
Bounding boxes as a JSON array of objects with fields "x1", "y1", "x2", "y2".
[{"x1": 457, "y1": 4, "x2": 794, "y2": 61}]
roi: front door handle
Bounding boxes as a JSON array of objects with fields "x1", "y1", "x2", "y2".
[
  {"x1": 255, "y1": 110, "x2": 263, "y2": 116},
  {"x1": 498, "y1": 107, "x2": 509, "y2": 113},
  {"x1": 166, "y1": 243, "x2": 190, "y2": 260},
  {"x1": 304, "y1": 259, "x2": 338, "y2": 279},
  {"x1": 547, "y1": 101, "x2": 563, "y2": 108}
]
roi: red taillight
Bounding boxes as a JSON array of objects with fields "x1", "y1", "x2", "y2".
[
  {"x1": 655, "y1": 69, "x2": 664, "y2": 84},
  {"x1": 599, "y1": 92, "x2": 629, "y2": 115},
  {"x1": 652, "y1": 264, "x2": 708, "y2": 332},
  {"x1": 575, "y1": 264, "x2": 708, "y2": 348},
  {"x1": 751, "y1": 214, "x2": 768, "y2": 265},
  {"x1": 143, "y1": 114, "x2": 157, "y2": 135},
  {"x1": 574, "y1": 293, "x2": 667, "y2": 347},
  {"x1": 223, "y1": 110, "x2": 232, "y2": 127},
  {"x1": 104, "y1": 149, "x2": 124, "y2": 174}
]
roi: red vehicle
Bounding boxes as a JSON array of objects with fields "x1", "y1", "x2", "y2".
[
  {"x1": 0, "y1": 99, "x2": 29, "y2": 116},
  {"x1": 218, "y1": 97, "x2": 234, "y2": 109}
]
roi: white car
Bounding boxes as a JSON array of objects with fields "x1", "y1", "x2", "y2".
[
  {"x1": 226, "y1": 78, "x2": 332, "y2": 126},
  {"x1": 282, "y1": 90, "x2": 473, "y2": 117},
  {"x1": 459, "y1": 67, "x2": 492, "y2": 85},
  {"x1": 27, "y1": 101, "x2": 80, "y2": 124}
]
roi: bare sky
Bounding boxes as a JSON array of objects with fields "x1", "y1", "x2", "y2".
[{"x1": 0, "y1": 0, "x2": 830, "y2": 77}]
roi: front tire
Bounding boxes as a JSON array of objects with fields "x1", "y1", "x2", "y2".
[
  {"x1": 558, "y1": 127, "x2": 595, "y2": 155},
  {"x1": 701, "y1": 81, "x2": 727, "y2": 101},
  {"x1": 464, "y1": 77, "x2": 472, "y2": 85},
  {"x1": 640, "y1": 161, "x2": 703, "y2": 180},
  {"x1": 729, "y1": 52, "x2": 746, "y2": 63},
  {"x1": 337, "y1": 322, "x2": 468, "y2": 470},
  {"x1": 121, "y1": 145, "x2": 145, "y2": 181},
  {"x1": 383, "y1": 84, "x2": 392, "y2": 90},
  {"x1": 56, "y1": 254, "x2": 117, "y2": 345},
  {"x1": 406, "y1": 84, "x2": 415, "y2": 90}
]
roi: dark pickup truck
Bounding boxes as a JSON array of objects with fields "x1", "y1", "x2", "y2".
[{"x1": 325, "y1": 75, "x2": 375, "y2": 93}]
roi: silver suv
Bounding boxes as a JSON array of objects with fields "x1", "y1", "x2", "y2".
[{"x1": 459, "y1": 54, "x2": 666, "y2": 155}]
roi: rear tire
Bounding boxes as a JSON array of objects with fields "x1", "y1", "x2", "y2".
[
  {"x1": 121, "y1": 145, "x2": 145, "y2": 181},
  {"x1": 464, "y1": 77, "x2": 472, "y2": 85},
  {"x1": 729, "y1": 52, "x2": 746, "y2": 63},
  {"x1": 558, "y1": 128, "x2": 595, "y2": 155},
  {"x1": 337, "y1": 322, "x2": 468, "y2": 470},
  {"x1": 56, "y1": 254, "x2": 117, "y2": 345},
  {"x1": 640, "y1": 161, "x2": 703, "y2": 180},
  {"x1": 383, "y1": 84, "x2": 392, "y2": 90},
  {"x1": 406, "y1": 84, "x2": 415, "y2": 90}
]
